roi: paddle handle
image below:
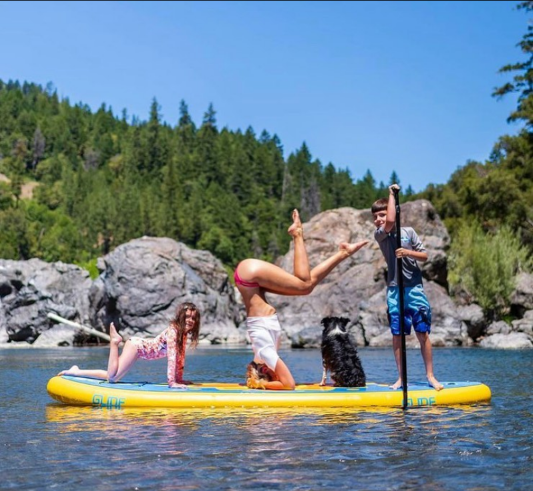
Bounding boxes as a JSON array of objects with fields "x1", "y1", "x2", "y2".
[{"x1": 393, "y1": 188, "x2": 409, "y2": 410}]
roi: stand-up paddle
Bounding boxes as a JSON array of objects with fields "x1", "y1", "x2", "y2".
[{"x1": 393, "y1": 188, "x2": 409, "y2": 409}]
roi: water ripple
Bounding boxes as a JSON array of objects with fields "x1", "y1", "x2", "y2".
[{"x1": 1, "y1": 347, "x2": 532, "y2": 490}]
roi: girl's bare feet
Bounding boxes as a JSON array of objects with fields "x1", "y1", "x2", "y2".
[
  {"x1": 287, "y1": 209, "x2": 304, "y2": 238},
  {"x1": 58, "y1": 365, "x2": 80, "y2": 376},
  {"x1": 340, "y1": 240, "x2": 369, "y2": 257},
  {"x1": 109, "y1": 322, "x2": 123, "y2": 345}
]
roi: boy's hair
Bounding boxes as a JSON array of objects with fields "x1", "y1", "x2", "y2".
[{"x1": 371, "y1": 198, "x2": 389, "y2": 214}]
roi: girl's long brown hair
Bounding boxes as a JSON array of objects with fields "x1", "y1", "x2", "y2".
[{"x1": 170, "y1": 302, "x2": 201, "y2": 359}]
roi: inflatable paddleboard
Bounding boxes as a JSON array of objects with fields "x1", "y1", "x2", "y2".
[{"x1": 47, "y1": 376, "x2": 491, "y2": 409}]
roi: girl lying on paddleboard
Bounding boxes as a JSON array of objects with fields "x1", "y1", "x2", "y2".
[{"x1": 58, "y1": 302, "x2": 201, "y2": 389}]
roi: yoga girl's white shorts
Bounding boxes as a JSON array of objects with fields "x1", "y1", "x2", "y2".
[{"x1": 246, "y1": 314, "x2": 282, "y2": 370}]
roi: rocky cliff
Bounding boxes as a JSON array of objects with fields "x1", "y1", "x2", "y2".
[{"x1": 1, "y1": 202, "x2": 531, "y2": 349}]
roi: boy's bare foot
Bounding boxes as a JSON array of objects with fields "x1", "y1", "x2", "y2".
[
  {"x1": 340, "y1": 240, "x2": 369, "y2": 257},
  {"x1": 287, "y1": 209, "x2": 304, "y2": 238},
  {"x1": 428, "y1": 376, "x2": 444, "y2": 391},
  {"x1": 389, "y1": 378, "x2": 402, "y2": 390},
  {"x1": 109, "y1": 322, "x2": 123, "y2": 345},
  {"x1": 58, "y1": 365, "x2": 80, "y2": 376}
]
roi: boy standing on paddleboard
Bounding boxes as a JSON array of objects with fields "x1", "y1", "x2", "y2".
[{"x1": 372, "y1": 184, "x2": 443, "y2": 391}]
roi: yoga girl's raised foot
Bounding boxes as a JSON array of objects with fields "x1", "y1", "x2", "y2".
[
  {"x1": 428, "y1": 376, "x2": 444, "y2": 391},
  {"x1": 58, "y1": 365, "x2": 80, "y2": 376},
  {"x1": 287, "y1": 209, "x2": 304, "y2": 238},
  {"x1": 109, "y1": 322, "x2": 123, "y2": 345},
  {"x1": 339, "y1": 240, "x2": 370, "y2": 257}
]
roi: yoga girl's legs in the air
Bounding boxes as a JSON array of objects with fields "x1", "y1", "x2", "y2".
[
  {"x1": 58, "y1": 323, "x2": 139, "y2": 382},
  {"x1": 237, "y1": 210, "x2": 369, "y2": 296},
  {"x1": 288, "y1": 209, "x2": 310, "y2": 281}
]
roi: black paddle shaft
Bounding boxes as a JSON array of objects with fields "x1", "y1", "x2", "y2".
[{"x1": 393, "y1": 188, "x2": 409, "y2": 410}]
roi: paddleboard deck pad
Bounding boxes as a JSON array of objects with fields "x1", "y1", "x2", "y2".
[{"x1": 47, "y1": 376, "x2": 491, "y2": 408}]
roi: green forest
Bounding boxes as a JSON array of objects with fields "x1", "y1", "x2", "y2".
[{"x1": 0, "y1": 2, "x2": 532, "y2": 319}]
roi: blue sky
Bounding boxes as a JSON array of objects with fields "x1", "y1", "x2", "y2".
[{"x1": 0, "y1": 1, "x2": 527, "y2": 192}]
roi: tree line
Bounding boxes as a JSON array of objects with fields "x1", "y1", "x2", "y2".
[{"x1": 0, "y1": 80, "x2": 410, "y2": 269}]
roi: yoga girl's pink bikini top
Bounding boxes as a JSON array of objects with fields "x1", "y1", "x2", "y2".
[{"x1": 234, "y1": 265, "x2": 260, "y2": 288}]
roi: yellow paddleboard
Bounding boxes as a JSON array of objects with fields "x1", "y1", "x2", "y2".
[{"x1": 47, "y1": 376, "x2": 491, "y2": 409}]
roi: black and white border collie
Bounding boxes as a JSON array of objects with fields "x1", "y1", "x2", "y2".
[{"x1": 320, "y1": 316, "x2": 366, "y2": 387}]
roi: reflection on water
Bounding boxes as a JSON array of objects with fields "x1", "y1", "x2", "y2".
[
  {"x1": 1, "y1": 347, "x2": 531, "y2": 490},
  {"x1": 45, "y1": 403, "x2": 401, "y2": 427},
  {"x1": 45, "y1": 402, "x2": 492, "y2": 429}
]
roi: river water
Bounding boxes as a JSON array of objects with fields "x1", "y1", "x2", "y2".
[{"x1": 1, "y1": 346, "x2": 531, "y2": 490}]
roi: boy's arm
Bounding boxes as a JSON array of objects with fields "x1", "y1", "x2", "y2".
[
  {"x1": 395, "y1": 248, "x2": 428, "y2": 262},
  {"x1": 396, "y1": 228, "x2": 428, "y2": 262},
  {"x1": 384, "y1": 184, "x2": 400, "y2": 233}
]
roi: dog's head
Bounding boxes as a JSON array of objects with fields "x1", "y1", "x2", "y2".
[{"x1": 321, "y1": 316, "x2": 350, "y2": 338}]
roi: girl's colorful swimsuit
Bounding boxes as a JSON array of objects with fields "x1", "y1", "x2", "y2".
[
  {"x1": 129, "y1": 326, "x2": 187, "y2": 386},
  {"x1": 234, "y1": 264, "x2": 260, "y2": 288}
]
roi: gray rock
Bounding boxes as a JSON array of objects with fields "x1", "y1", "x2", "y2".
[
  {"x1": 0, "y1": 259, "x2": 92, "y2": 344},
  {"x1": 455, "y1": 304, "x2": 486, "y2": 340},
  {"x1": 89, "y1": 237, "x2": 242, "y2": 344},
  {"x1": 32, "y1": 324, "x2": 76, "y2": 347},
  {"x1": 479, "y1": 332, "x2": 533, "y2": 349},
  {"x1": 511, "y1": 309, "x2": 533, "y2": 336},
  {"x1": 486, "y1": 321, "x2": 511, "y2": 336},
  {"x1": 511, "y1": 273, "x2": 533, "y2": 314},
  {"x1": 291, "y1": 325, "x2": 322, "y2": 349}
]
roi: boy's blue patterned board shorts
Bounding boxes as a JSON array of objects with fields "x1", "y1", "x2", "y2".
[{"x1": 387, "y1": 284, "x2": 431, "y2": 335}]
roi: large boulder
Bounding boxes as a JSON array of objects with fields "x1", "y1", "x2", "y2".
[
  {"x1": 0, "y1": 259, "x2": 92, "y2": 344},
  {"x1": 89, "y1": 237, "x2": 243, "y2": 344}
]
